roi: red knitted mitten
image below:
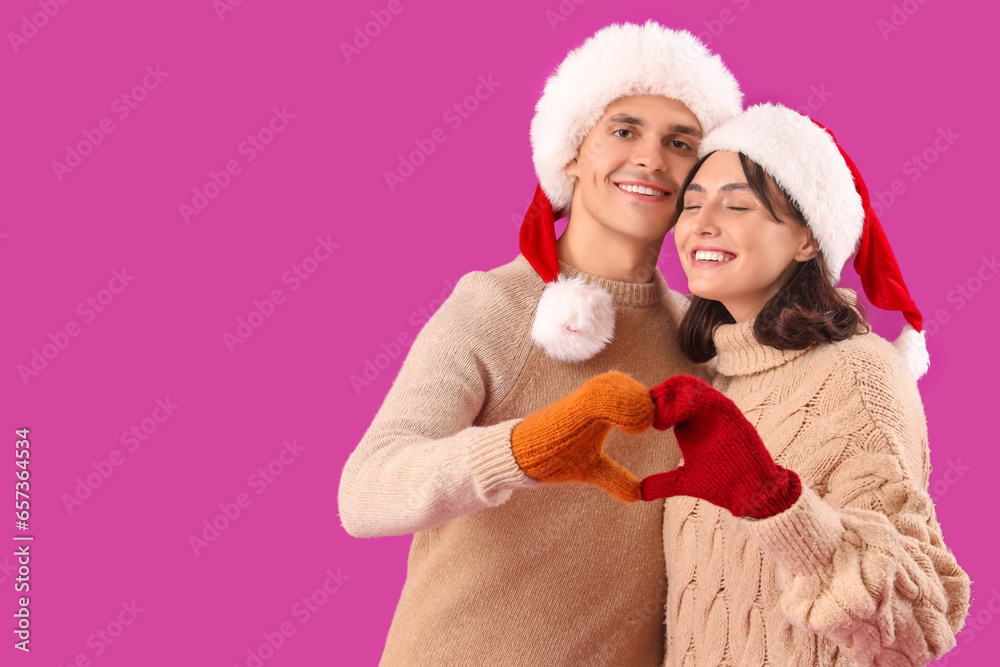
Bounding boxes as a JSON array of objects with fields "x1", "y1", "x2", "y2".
[{"x1": 640, "y1": 375, "x2": 801, "y2": 519}]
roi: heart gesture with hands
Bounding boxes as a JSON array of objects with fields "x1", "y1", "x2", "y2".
[{"x1": 512, "y1": 371, "x2": 800, "y2": 519}]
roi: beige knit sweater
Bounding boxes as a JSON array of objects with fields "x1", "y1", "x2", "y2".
[
  {"x1": 659, "y1": 290, "x2": 971, "y2": 666},
  {"x1": 338, "y1": 254, "x2": 708, "y2": 666}
]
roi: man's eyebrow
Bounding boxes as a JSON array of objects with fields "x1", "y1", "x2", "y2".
[
  {"x1": 604, "y1": 112, "x2": 646, "y2": 127},
  {"x1": 671, "y1": 124, "x2": 701, "y2": 138},
  {"x1": 603, "y1": 113, "x2": 702, "y2": 138}
]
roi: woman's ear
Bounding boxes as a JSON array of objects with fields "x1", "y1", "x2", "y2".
[{"x1": 794, "y1": 228, "x2": 820, "y2": 262}]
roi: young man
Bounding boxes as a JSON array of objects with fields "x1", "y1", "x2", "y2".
[{"x1": 338, "y1": 21, "x2": 742, "y2": 665}]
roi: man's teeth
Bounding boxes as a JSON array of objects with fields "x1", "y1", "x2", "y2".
[
  {"x1": 617, "y1": 183, "x2": 667, "y2": 196},
  {"x1": 694, "y1": 250, "x2": 733, "y2": 263}
]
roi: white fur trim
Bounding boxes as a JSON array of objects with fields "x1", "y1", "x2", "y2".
[
  {"x1": 893, "y1": 324, "x2": 930, "y2": 380},
  {"x1": 531, "y1": 275, "x2": 615, "y2": 362},
  {"x1": 699, "y1": 103, "x2": 864, "y2": 283},
  {"x1": 530, "y1": 20, "x2": 743, "y2": 212}
]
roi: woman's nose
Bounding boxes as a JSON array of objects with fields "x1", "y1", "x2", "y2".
[{"x1": 690, "y1": 205, "x2": 720, "y2": 236}]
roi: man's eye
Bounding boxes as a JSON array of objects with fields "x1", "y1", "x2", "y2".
[
  {"x1": 671, "y1": 140, "x2": 692, "y2": 150},
  {"x1": 613, "y1": 129, "x2": 633, "y2": 138}
]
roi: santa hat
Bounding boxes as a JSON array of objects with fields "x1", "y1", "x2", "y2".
[
  {"x1": 522, "y1": 21, "x2": 743, "y2": 363},
  {"x1": 699, "y1": 103, "x2": 929, "y2": 379}
]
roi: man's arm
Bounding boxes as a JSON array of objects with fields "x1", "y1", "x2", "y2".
[{"x1": 337, "y1": 271, "x2": 541, "y2": 538}]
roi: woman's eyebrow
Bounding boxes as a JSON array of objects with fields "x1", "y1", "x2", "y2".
[{"x1": 685, "y1": 183, "x2": 752, "y2": 193}]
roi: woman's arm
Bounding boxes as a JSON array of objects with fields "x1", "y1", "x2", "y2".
[{"x1": 740, "y1": 347, "x2": 971, "y2": 665}]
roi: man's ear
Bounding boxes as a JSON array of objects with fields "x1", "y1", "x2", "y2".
[
  {"x1": 565, "y1": 156, "x2": 580, "y2": 179},
  {"x1": 795, "y1": 228, "x2": 820, "y2": 262}
]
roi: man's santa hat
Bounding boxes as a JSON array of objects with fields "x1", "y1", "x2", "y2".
[
  {"x1": 699, "y1": 103, "x2": 930, "y2": 379},
  {"x1": 521, "y1": 20, "x2": 743, "y2": 363}
]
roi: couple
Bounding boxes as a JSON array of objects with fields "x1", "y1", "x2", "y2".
[{"x1": 338, "y1": 20, "x2": 970, "y2": 666}]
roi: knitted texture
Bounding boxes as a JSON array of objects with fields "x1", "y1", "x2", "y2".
[
  {"x1": 512, "y1": 371, "x2": 655, "y2": 502},
  {"x1": 339, "y1": 254, "x2": 709, "y2": 666},
  {"x1": 641, "y1": 375, "x2": 802, "y2": 519},
  {"x1": 658, "y1": 294, "x2": 970, "y2": 667}
]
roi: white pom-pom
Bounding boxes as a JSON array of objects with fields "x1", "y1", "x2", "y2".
[
  {"x1": 531, "y1": 274, "x2": 615, "y2": 363},
  {"x1": 893, "y1": 324, "x2": 930, "y2": 380}
]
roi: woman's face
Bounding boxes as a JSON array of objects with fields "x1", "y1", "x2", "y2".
[{"x1": 674, "y1": 151, "x2": 818, "y2": 322}]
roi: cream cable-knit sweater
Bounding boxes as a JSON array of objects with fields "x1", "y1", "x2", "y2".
[
  {"x1": 660, "y1": 290, "x2": 971, "y2": 666},
  {"x1": 339, "y1": 254, "x2": 708, "y2": 666}
]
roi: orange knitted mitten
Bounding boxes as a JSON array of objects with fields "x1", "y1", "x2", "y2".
[{"x1": 510, "y1": 371, "x2": 655, "y2": 502}]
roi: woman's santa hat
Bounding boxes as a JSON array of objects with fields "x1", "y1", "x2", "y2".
[
  {"x1": 699, "y1": 103, "x2": 930, "y2": 379},
  {"x1": 521, "y1": 20, "x2": 743, "y2": 363}
]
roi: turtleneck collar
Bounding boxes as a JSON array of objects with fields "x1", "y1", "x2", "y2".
[
  {"x1": 712, "y1": 288, "x2": 859, "y2": 376},
  {"x1": 542, "y1": 257, "x2": 668, "y2": 308}
]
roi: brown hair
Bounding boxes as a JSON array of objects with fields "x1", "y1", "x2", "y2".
[{"x1": 677, "y1": 151, "x2": 869, "y2": 363}]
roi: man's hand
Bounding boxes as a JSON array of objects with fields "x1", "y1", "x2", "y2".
[{"x1": 511, "y1": 371, "x2": 655, "y2": 502}]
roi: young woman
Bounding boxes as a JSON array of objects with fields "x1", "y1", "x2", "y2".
[{"x1": 636, "y1": 103, "x2": 971, "y2": 666}]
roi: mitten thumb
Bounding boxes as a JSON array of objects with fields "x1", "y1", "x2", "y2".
[
  {"x1": 640, "y1": 467, "x2": 689, "y2": 501},
  {"x1": 590, "y1": 455, "x2": 641, "y2": 503}
]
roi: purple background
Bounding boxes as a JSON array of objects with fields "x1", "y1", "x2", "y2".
[{"x1": 2, "y1": 0, "x2": 996, "y2": 665}]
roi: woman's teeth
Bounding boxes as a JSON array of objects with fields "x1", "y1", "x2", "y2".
[
  {"x1": 694, "y1": 250, "x2": 733, "y2": 263},
  {"x1": 617, "y1": 183, "x2": 667, "y2": 196}
]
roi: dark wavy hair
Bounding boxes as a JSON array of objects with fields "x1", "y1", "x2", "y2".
[{"x1": 677, "y1": 151, "x2": 870, "y2": 363}]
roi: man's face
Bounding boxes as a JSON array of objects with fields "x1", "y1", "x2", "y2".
[{"x1": 564, "y1": 95, "x2": 702, "y2": 242}]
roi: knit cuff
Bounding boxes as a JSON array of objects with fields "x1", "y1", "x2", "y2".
[
  {"x1": 466, "y1": 418, "x2": 543, "y2": 504},
  {"x1": 739, "y1": 485, "x2": 845, "y2": 576}
]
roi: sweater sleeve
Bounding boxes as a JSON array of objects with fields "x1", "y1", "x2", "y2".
[
  {"x1": 337, "y1": 271, "x2": 542, "y2": 539},
  {"x1": 739, "y1": 343, "x2": 971, "y2": 665}
]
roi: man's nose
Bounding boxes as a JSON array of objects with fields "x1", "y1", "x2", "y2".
[{"x1": 633, "y1": 140, "x2": 669, "y2": 172}]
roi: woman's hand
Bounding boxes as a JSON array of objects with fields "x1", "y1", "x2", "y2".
[
  {"x1": 640, "y1": 375, "x2": 801, "y2": 519},
  {"x1": 511, "y1": 371, "x2": 655, "y2": 502}
]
